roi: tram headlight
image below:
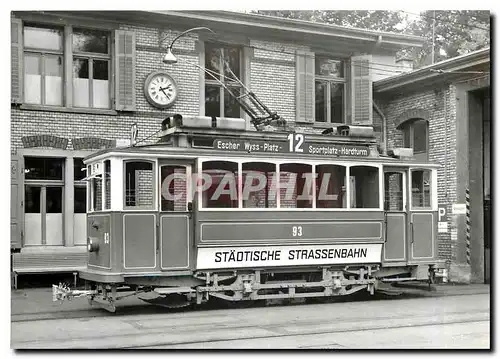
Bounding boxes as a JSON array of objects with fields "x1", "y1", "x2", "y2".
[{"x1": 88, "y1": 238, "x2": 100, "y2": 252}]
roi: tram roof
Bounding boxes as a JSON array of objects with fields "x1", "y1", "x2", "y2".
[{"x1": 84, "y1": 141, "x2": 440, "y2": 168}]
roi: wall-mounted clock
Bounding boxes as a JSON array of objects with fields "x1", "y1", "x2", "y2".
[{"x1": 144, "y1": 71, "x2": 178, "y2": 109}]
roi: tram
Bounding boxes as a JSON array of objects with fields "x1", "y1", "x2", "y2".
[{"x1": 53, "y1": 115, "x2": 441, "y2": 312}]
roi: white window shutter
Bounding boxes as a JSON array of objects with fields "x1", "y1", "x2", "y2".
[
  {"x1": 11, "y1": 18, "x2": 23, "y2": 104},
  {"x1": 295, "y1": 51, "x2": 315, "y2": 122},
  {"x1": 114, "y1": 30, "x2": 136, "y2": 111},
  {"x1": 350, "y1": 55, "x2": 372, "y2": 125}
]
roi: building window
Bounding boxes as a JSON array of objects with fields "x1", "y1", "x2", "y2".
[
  {"x1": 22, "y1": 23, "x2": 111, "y2": 109},
  {"x1": 72, "y1": 28, "x2": 110, "y2": 109},
  {"x1": 204, "y1": 43, "x2": 242, "y2": 118},
  {"x1": 23, "y1": 25, "x2": 64, "y2": 106},
  {"x1": 25, "y1": 156, "x2": 64, "y2": 180},
  {"x1": 315, "y1": 57, "x2": 345, "y2": 123},
  {"x1": 74, "y1": 158, "x2": 86, "y2": 181},
  {"x1": 402, "y1": 119, "x2": 428, "y2": 156}
]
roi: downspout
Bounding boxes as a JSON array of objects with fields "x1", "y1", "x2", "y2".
[
  {"x1": 444, "y1": 87, "x2": 448, "y2": 200},
  {"x1": 373, "y1": 101, "x2": 388, "y2": 156}
]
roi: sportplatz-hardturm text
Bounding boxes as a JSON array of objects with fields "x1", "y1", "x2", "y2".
[{"x1": 160, "y1": 170, "x2": 351, "y2": 202}]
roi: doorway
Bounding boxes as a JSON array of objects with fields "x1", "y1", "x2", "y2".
[
  {"x1": 383, "y1": 169, "x2": 407, "y2": 264},
  {"x1": 24, "y1": 157, "x2": 65, "y2": 246}
]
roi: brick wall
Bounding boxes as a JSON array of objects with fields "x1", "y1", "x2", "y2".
[
  {"x1": 11, "y1": 22, "x2": 316, "y2": 154},
  {"x1": 375, "y1": 85, "x2": 458, "y2": 261},
  {"x1": 135, "y1": 169, "x2": 154, "y2": 207}
]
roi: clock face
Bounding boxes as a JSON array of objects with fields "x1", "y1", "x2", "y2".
[{"x1": 144, "y1": 72, "x2": 178, "y2": 109}]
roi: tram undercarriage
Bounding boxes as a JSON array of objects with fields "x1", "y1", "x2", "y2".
[{"x1": 53, "y1": 264, "x2": 437, "y2": 312}]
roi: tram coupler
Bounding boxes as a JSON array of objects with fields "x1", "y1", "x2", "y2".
[{"x1": 52, "y1": 283, "x2": 98, "y2": 302}]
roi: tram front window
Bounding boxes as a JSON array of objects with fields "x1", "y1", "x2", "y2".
[{"x1": 124, "y1": 161, "x2": 155, "y2": 209}]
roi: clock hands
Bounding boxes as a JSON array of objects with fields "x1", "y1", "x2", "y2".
[{"x1": 159, "y1": 87, "x2": 171, "y2": 99}]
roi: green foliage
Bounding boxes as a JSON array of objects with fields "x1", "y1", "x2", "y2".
[
  {"x1": 407, "y1": 10, "x2": 490, "y2": 67},
  {"x1": 255, "y1": 10, "x2": 407, "y2": 33},
  {"x1": 254, "y1": 10, "x2": 490, "y2": 69}
]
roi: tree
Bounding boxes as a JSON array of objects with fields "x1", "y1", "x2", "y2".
[
  {"x1": 254, "y1": 10, "x2": 490, "y2": 69},
  {"x1": 254, "y1": 10, "x2": 408, "y2": 33},
  {"x1": 408, "y1": 10, "x2": 490, "y2": 67}
]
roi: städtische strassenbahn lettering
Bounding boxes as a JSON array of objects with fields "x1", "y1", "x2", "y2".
[
  {"x1": 196, "y1": 244, "x2": 382, "y2": 269},
  {"x1": 215, "y1": 247, "x2": 368, "y2": 263}
]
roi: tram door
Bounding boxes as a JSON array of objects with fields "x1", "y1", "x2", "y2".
[
  {"x1": 383, "y1": 169, "x2": 407, "y2": 264},
  {"x1": 408, "y1": 168, "x2": 435, "y2": 262},
  {"x1": 158, "y1": 163, "x2": 193, "y2": 271}
]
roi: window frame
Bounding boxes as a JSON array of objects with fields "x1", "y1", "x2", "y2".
[
  {"x1": 159, "y1": 164, "x2": 192, "y2": 212},
  {"x1": 202, "y1": 41, "x2": 245, "y2": 119},
  {"x1": 314, "y1": 55, "x2": 347, "y2": 124},
  {"x1": 23, "y1": 25, "x2": 64, "y2": 106},
  {"x1": 409, "y1": 168, "x2": 436, "y2": 211},
  {"x1": 402, "y1": 119, "x2": 429, "y2": 156},
  {"x1": 21, "y1": 21, "x2": 113, "y2": 111},
  {"x1": 122, "y1": 159, "x2": 157, "y2": 211},
  {"x1": 72, "y1": 27, "x2": 112, "y2": 109},
  {"x1": 197, "y1": 157, "x2": 382, "y2": 212}
]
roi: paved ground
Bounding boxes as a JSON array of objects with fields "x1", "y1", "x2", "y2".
[{"x1": 11, "y1": 290, "x2": 490, "y2": 349}]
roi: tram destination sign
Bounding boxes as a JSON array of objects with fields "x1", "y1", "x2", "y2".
[{"x1": 213, "y1": 135, "x2": 370, "y2": 157}]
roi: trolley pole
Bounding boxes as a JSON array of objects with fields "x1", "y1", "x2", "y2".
[{"x1": 465, "y1": 187, "x2": 471, "y2": 266}]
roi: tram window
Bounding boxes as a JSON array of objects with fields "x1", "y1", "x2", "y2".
[
  {"x1": 350, "y1": 166, "x2": 379, "y2": 209},
  {"x1": 161, "y1": 166, "x2": 187, "y2": 211},
  {"x1": 103, "y1": 160, "x2": 111, "y2": 210},
  {"x1": 124, "y1": 161, "x2": 155, "y2": 209},
  {"x1": 202, "y1": 161, "x2": 238, "y2": 208},
  {"x1": 411, "y1": 169, "x2": 431, "y2": 208},
  {"x1": 91, "y1": 177, "x2": 102, "y2": 211},
  {"x1": 242, "y1": 162, "x2": 277, "y2": 208},
  {"x1": 279, "y1": 163, "x2": 313, "y2": 208},
  {"x1": 384, "y1": 172, "x2": 404, "y2": 211},
  {"x1": 316, "y1": 165, "x2": 346, "y2": 208}
]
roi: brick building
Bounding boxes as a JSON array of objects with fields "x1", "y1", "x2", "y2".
[
  {"x1": 373, "y1": 48, "x2": 491, "y2": 283},
  {"x1": 10, "y1": 10, "x2": 428, "y2": 279}
]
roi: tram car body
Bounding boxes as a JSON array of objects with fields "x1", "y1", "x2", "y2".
[{"x1": 53, "y1": 115, "x2": 441, "y2": 311}]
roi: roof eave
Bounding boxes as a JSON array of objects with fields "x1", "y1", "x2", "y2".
[
  {"x1": 144, "y1": 10, "x2": 425, "y2": 49},
  {"x1": 374, "y1": 48, "x2": 490, "y2": 92}
]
